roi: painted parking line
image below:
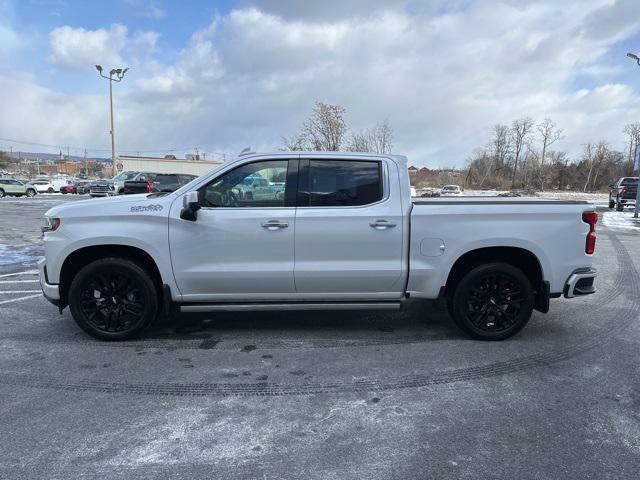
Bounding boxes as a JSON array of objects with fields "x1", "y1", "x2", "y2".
[
  {"x1": 0, "y1": 270, "x2": 38, "y2": 278},
  {"x1": 0, "y1": 280, "x2": 39, "y2": 284},
  {"x1": 0, "y1": 294, "x2": 42, "y2": 305}
]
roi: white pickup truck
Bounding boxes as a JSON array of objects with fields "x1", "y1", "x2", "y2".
[{"x1": 39, "y1": 152, "x2": 598, "y2": 341}]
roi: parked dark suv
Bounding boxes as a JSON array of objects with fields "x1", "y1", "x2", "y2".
[
  {"x1": 609, "y1": 177, "x2": 638, "y2": 211},
  {"x1": 124, "y1": 173, "x2": 197, "y2": 194}
]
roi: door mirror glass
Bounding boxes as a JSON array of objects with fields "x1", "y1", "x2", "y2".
[{"x1": 180, "y1": 191, "x2": 201, "y2": 221}]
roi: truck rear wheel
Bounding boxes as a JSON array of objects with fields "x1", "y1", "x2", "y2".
[
  {"x1": 68, "y1": 258, "x2": 158, "y2": 341},
  {"x1": 449, "y1": 262, "x2": 534, "y2": 341}
]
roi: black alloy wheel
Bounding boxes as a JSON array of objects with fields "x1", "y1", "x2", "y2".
[
  {"x1": 68, "y1": 258, "x2": 158, "y2": 340},
  {"x1": 450, "y1": 262, "x2": 534, "y2": 340}
]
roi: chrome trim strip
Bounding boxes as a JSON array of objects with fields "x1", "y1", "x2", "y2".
[
  {"x1": 180, "y1": 302, "x2": 401, "y2": 313},
  {"x1": 564, "y1": 268, "x2": 597, "y2": 298}
]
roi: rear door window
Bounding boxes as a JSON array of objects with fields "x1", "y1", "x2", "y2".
[{"x1": 304, "y1": 160, "x2": 383, "y2": 207}]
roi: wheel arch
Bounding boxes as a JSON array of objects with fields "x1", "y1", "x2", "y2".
[
  {"x1": 444, "y1": 246, "x2": 547, "y2": 312},
  {"x1": 58, "y1": 244, "x2": 164, "y2": 310}
]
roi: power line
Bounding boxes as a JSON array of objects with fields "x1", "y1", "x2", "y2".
[{"x1": 0, "y1": 136, "x2": 231, "y2": 157}]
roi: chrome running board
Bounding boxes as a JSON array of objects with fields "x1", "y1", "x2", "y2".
[{"x1": 180, "y1": 302, "x2": 402, "y2": 313}]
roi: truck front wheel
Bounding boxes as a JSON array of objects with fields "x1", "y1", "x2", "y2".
[
  {"x1": 68, "y1": 258, "x2": 158, "y2": 341},
  {"x1": 449, "y1": 262, "x2": 534, "y2": 341}
]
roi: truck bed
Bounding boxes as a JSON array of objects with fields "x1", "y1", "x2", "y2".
[
  {"x1": 407, "y1": 197, "x2": 594, "y2": 300},
  {"x1": 412, "y1": 196, "x2": 590, "y2": 205}
]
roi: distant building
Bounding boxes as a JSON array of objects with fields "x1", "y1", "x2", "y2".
[
  {"x1": 117, "y1": 155, "x2": 223, "y2": 176},
  {"x1": 408, "y1": 165, "x2": 418, "y2": 175}
]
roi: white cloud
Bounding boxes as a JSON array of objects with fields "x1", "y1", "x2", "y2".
[
  {"x1": 4, "y1": 1, "x2": 640, "y2": 166},
  {"x1": 48, "y1": 24, "x2": 159, "y2": 71},
  {"x1": 127, "y1": 0, "x2": 167, "y2": 19},
  {"x1": 48, "y1": 24, "x2": 128, "y2": 71}
]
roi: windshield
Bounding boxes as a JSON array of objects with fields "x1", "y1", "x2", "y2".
[
  {"x1": 621, "y1": 178, "x2": 639, "y2": 186},
  {"x1": 113, "y1": 171, "x2": 138, "y2": 181}
]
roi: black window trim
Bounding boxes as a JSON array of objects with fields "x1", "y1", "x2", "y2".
[{"x1": 297, "y1": 158, "x2": 386, "y2": 208}]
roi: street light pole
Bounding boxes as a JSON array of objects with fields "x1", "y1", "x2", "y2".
[
  {"x1": 95, "y1": 65, "x2": 128, "y2": 176},
  {"x1": 626, "y1": 53, "x2": 640, "y2": 218}
]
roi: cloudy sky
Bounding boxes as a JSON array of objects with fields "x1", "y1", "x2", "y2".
[{"x1": 1, "y1": 0, "x2": 640, "y2": 166}]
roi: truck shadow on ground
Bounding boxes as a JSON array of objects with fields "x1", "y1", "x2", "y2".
[{"x1": 147, "y1": 299, "x2": 467, "y2": 343}]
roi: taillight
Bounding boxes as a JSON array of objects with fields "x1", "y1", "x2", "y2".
[
  {"x1": 582, "y1": 211, "x2": 598, "y2": 254},
  {"x1": 146, "y1": 181, "x2": 153, "y2": 193},
  {"x1": 621, "y1": 186, "x2": 628, "y2": 198}
]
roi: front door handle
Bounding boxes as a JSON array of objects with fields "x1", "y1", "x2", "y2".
[
  {"x1": 370, "y1": 219, "x2": 397, "y2": 229},
  {"x1": 262, "y1": 220, "x2": 289, "y2": 230}
]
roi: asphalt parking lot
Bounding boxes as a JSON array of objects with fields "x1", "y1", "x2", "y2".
[{"x1": 1, "y1": 196, "x2": 639, "y2": 479}]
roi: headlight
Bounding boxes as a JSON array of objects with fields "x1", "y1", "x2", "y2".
[{"x1": 42, "y1": 217, "x2": 61, "y2": 233}]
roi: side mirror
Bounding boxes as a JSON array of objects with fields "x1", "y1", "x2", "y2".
[{"x1": 180, "y1": 191, "x2": 201, "y2": 221}]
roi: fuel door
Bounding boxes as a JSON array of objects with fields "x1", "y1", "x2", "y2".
[{"x1": 420, "y1": 238, "x2": 445, "y2": 257}]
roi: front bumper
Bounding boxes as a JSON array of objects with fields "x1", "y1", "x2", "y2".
[
  {"x1": 38, "y1": 258, "x2": 60, "y2": 306},
  {"x1": 564, "y1": 268, "x2": 597, "y2": 298}
]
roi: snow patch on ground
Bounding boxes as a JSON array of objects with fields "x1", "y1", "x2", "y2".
[
  {"x1": 536, "y1": 191, "x2": 608, "y2": 205},
  {"x1": 602, "y1": 212, "x2": 640, "y2": 233},
  {"x1": 0, "y1": 244, "x2": 41, "y2": 266}
]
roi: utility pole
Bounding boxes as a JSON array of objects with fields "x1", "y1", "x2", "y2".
[
  {"x1": 84, "y1": 149, "x2": 88, "y2": 177},
  {"x1": 626, "y1": 52, "x2": 640, "y2": 218},
  {"x1": 95, "y1": 65, "x2": 129, "y2": 176}
]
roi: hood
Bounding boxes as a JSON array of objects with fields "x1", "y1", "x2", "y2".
[{"x1": 45, "y1": 192, "x2": 173, "y2": 218}]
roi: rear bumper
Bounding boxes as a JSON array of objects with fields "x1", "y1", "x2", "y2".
[
  {"x1": 564, "y1": 268, "x2": 597, "y2": 298},
  {"x1": 38, "y1": 258, "x2": 60, "y2": 306}
]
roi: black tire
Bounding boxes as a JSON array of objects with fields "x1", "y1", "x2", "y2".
[
  {"x1": 616, "y1": 201, "x2": 623, "y2": 212},
  {"x1": 26, "y1": 189, "x2": 36, "y2": 197},
  {"x1": 47, "y1": 187, "x2": 54, "y2": 193},
  {"x1": 449, "y1": 262, "x2": 534, "y2": 341},
  {"x1": 609, "y1": 198, "x2": 615, "y2": 209},
  {"x1": 68, "y1": 258, "x2": 159, "y2": 341},
  {"x1": 0, "y1": 189, "x2": 4, "y2": 198}
]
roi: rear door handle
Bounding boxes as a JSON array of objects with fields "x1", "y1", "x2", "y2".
[
  {"x1": 261, "y1": 220, "x2": 289, "y2": 230},
  {"x1": 370, "y1": 219, "x2": 397, "y2": 229}
]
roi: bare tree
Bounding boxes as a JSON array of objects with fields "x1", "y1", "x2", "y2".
[
  {"x1": 582, "y1": 143, "x2": 594, "y2": 192},
  {"x1": 489, "y1": 124, "x2": 512, "y2": 175},
  {"x1": 299, "y1": 102, "x2": 347, "y2": 151},
  {"x1": 281, "y1": 134, "x2": 306, "y2": 151},
  {"x1": 536, "y1": 118, "x2": 564, "y2": 191},
  {"x1": 368, "y1": 120, "x2": 393, "y2": 154},
  {"x1": 347, "y1": 120, "x2": 394, "y2": 153},
  {"x1": 623, "y1": 122, "x2": 640, "y2": 175},
  {"x1": 510, "y1": 117, "x2": 534, "y2": 188}
]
